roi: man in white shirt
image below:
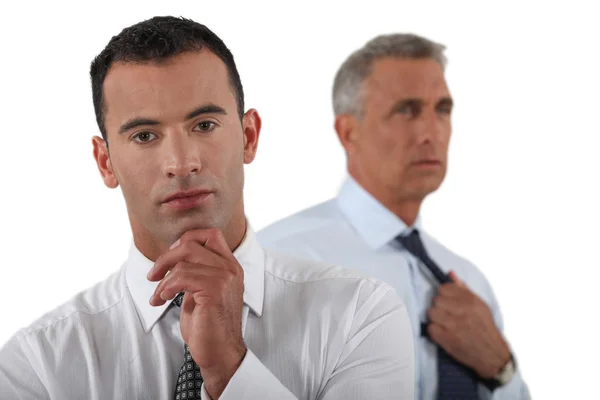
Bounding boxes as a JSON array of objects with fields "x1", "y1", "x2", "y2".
[
  {"x1": 258, "y1": 34, "x2": 530, "y2": 399},
  {"x1": 0, "y1": 17, "x2": 415, "y2": 399}
]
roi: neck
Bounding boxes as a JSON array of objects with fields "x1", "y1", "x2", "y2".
[{"x1": 349, "y1": 171, "x2": 423, "y2": 227}]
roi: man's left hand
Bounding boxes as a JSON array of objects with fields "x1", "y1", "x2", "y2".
[{"x1": 427, "y1": 271, "x2": 511, "y2": 379}]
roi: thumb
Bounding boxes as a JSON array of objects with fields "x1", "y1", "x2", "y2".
[{"x1": 448, "y1": 270, "x2": 465, "y2": 287}]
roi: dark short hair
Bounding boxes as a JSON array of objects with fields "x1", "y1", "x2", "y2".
[{"x1": 90, "y1": 16, "x2": 245, "y2": 142}]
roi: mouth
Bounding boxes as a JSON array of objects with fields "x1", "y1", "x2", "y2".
[
  {"x1": 162, "y1": 189, "x2": 214, "y2": 210},
  {"x1": 412, "y1": 159, "x2": 442, "y2": 167}
]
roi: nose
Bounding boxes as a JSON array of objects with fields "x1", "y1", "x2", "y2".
[
  {"x1": 162, "y1": 132, "x2": 202, "y2": 178},
  {"x1": 416, "y1": 110, "x2": 445, "y2": 145}
]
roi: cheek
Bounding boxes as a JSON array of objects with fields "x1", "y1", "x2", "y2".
[
  {"x1": 369, "y1": 121, "x2": 411, "y2": 158},
  {"x1": 111, "y1": 149, "x2": 158, "y2": 200},
  {"x1": 212, "y1": 133, "x2": 245, "y2": 170}
]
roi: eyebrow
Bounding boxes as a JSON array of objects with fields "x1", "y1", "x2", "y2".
[
  {"x1": 118, "y1": 104, "x2": 228, "y2": 134},
  {"x1": 386, "y1": 97, "x2": 453, "y2": 119}
]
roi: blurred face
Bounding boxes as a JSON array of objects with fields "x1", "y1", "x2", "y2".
[
  {"x1": 337, "y1": 57, "x2": 452, "y2": 205},
  {"x1": 92, "y1": 51, "x2": 260, "y2": 255}
]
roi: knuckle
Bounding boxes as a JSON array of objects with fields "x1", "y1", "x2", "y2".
[
  {"x1": 181, "y1": 239, "x2": 196, "y2": 253},
  {"x1": 173, "y1": 260, "x2": 188, "y2": 271},
  {"x1": 179, "y1": 230, "x2": 193, "y2": 242},
  {"x1": 215, "y1": 276, "x2": 229, "y2": 292},
  {"x1": 208, "y1": 227, "x2": 221, "y2": 237},
  {"x1": 427, "y1": 308, "x2": 436, "y2": 320},
  {"x1": 447, "y1": 332, "x2": 460, "y2": 348},
  {"x1": 231, "y1": 263, "x2": 244, "y2": 279},
  {"x1": 428, "y1": 323, "x2": 442, "y2": 339}
]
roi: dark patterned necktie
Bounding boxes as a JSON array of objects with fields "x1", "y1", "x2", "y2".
[
  {"x1": 397, "y1": 230, "x2": 480, "y2": 400},
  {"x1": 172, "y1": 292, "x2": 204, "y2": 400}
]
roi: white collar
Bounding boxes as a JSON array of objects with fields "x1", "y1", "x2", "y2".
[
  {"x1": 336, "y1": 176, "x2": 422, "y2": 250},
  {"x1": 125, "y1": 224, "x2": 265, "y2": 333}
]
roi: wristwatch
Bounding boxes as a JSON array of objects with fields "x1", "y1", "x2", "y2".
[
  {"x1": 493, "y1": 354, "x2": 516, "y2": 385},
  {"x1": 483, "y1": 353, "x2": 516, "y2": 391}
]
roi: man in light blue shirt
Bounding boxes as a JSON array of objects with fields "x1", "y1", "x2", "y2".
[{"x1": 258, "y1": 34, "x2": 530, "y2": 400}]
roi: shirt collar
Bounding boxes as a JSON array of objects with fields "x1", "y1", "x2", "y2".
[
  {"x1": 126, "y1": 224, "x2": 265, "y2": 333},
  {"x1": 336, "y1": 176, "x2": 422, "y2": 250}
]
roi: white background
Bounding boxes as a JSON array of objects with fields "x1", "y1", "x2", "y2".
[{"x1": 1, "y1": 1, "x2": 598, "y2": 398}]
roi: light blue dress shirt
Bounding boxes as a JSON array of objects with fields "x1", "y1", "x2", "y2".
[{"x1": 257, "y1": 177, "x2": 530, "y2": 400}]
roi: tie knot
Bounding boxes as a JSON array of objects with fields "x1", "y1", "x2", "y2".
[{"x1": 397, "y1": 230, "x2": 429, "y2": 262}]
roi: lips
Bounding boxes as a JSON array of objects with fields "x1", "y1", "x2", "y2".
[
  {"x1": 413, "y1": 159, "x2": 441, "y2": 165},
  {"x1": 163, "y1": 189, "x2": 211, "y2": 203},
  {"x1": 162, "y1": 189, "x2": 214, "y2": 210}
]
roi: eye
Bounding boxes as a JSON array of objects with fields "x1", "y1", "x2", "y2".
[
  {"x1": 398, "y1": 104, "x2": 414, "y2": 115},
  {"x1": 395, "y1": 103, "x2": 421, "y2": 118},
  {"x1": 132, "y1": 131, "x2": 157, "y2": 143},
  {"x1": 194, "y1": 121, "x2": 216, "y2": 132},
  {"x1": 437, "y1": 103, "x2": 453, "y2": 115}
]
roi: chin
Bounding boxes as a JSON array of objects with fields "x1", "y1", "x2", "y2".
[
  {"x1": 158, "y1": 213, "x2": 216, "y2": 239},
  {"x1": 404, "y1": 179, "x2": 444, "y2": 199}
]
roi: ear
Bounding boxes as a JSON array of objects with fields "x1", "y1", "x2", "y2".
[
  {"x1": 241, "y1": 108, "x2": 262, "y2": 164},
  {"x1": 334, "y1": 114, "x2": 360, "y2": 155},
  {"x1": 92, "y1": 136, "x2": 119, "y2": 188}
]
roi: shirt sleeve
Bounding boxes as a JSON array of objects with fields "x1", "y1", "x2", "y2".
[
  {"x1": 203, "y1": 349, "x2": 298, "y2": 399},
  {"x1": 317, "y1": 285, "x2": 415, "y2": 399},
  {"x1": 0, "y1": 334, "x2": 49, "y2": 400}
]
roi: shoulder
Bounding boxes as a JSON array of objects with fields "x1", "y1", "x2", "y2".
[
  {"x1": 257, "y1": 200, "x2": 361, "y2": 257},
  {"x1": 257, "y1": 200, "x2": 345, "y2": 244},
  {"x1": 421, "y1": 231, "x2": 498, "y2": 302},
  {"x1": 262, "y1": 248, "x2": 399, "y2": 305},
  {"x1": 14, "y1": 267, "x2": 127, "y2": 341},
  {"x1": 423, "y1": 232, "x2": 486, "y2": 278}
]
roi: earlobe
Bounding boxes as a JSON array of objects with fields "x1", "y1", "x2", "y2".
[{"x1": 92, "y1": 136, "x2": 119, "y2": 189}]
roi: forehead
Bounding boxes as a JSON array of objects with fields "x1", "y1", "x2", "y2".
[
  {"x1": 365, "y1": 57, "x2": 449, "y2": 101},
  {"x1": 102, "y1": 51, "x2": 235, "y2": 133}
]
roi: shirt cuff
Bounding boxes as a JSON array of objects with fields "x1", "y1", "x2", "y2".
[{"x1": 202, "y1": 349, "x2": 297, "y2": 399}]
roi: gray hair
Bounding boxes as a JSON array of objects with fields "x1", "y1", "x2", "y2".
[{"x1": 332, "y1": 33, "x2": 447, "y2": 117}]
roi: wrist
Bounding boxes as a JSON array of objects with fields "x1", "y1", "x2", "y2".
[
  {"x1": 202, "y1": 344, "x2": 247, "y2": 398},
  {"x1": 493, "y1": 343, "x2": 512, "y2": 375},
  {"x1": 480, "y1": 352, "x2": 516, "y2": 391},
  {"x1": 477, "y1": 341, "x2": 511, "y2": 379}
]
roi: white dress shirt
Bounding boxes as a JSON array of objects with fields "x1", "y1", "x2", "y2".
[
  {"x1": 258, "y1": 177, "x2": 531, "y2": 400},
  {"x1": 0, "y1": 225, "x2": 414, "y2": 399}
]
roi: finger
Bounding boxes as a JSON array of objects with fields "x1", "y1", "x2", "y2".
[
  {"x1": 177, "y1": 228, "x2": 235, "y2": 261},
  {"x1": 431, "y1": 294, "x2": 465, "y2": 315},
  {"x1": 148, "y1": 240, "x2": 223, "y2": 281},
  {"x1": 438, "y1": 281, "x2": 470, "y2": 298},
  {"x1": 428, "y1": 323, "x2": 461, "y2": 357},
  {"x1": 427, "y1": 322, "x2": 450, "y2": 346},
  {"x1": 427, "y1": 306, "x2": 457, "y2": 331},
  {"x1": 150, "y1": 262, "x2": 224, "y2": 306},
  {"x1": 151, "y1": 261, "x2": 223, "y2": 303}
]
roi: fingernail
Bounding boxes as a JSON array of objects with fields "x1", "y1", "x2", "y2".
[
  {"x1": 169, "y1": 239, "x2": 180, "y2": 250},
  {"x1": 160, "y1": 291, "x2": 168, "y2": 300}
]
